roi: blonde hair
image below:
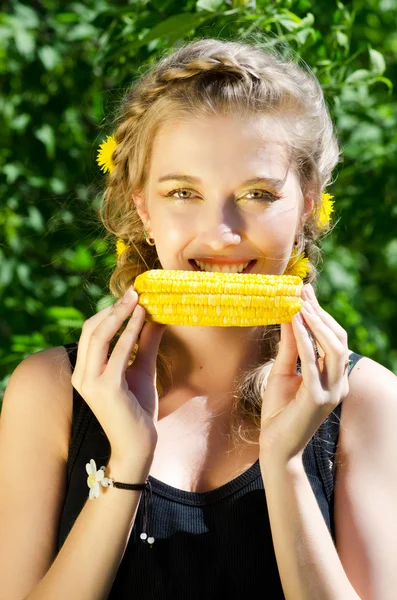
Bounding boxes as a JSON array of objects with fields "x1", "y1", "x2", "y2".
[{"x1": 97, "y1": 37, "x2": 340, "y2": 449}]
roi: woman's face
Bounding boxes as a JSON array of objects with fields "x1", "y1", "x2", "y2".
[{"x1": 135, "y1": 114, "x2": 310, "y2": 275}]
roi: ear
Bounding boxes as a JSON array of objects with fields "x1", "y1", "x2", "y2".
[
  {"x1": 303, "y1": 194, "x2": 314, "y2": 218},
  {"x1": 301, "y1": 181, "x2": 316, "y2": 220},
  {"x1": 132, "y1": 189, "x2": 151, "y2": 230}
]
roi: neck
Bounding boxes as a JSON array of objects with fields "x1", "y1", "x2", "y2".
[{"x1": 159, "y1": 324, "x2": 266, "y2": 395}]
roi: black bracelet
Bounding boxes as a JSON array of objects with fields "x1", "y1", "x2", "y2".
[
  {"x1": 86, "y1": 459, "x2": 155, "y2": 546},
  {"x1": 109, "y1": 479, "x2": 147, "y2": 490}
]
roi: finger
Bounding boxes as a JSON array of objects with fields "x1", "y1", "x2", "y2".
[
  {"x1": 271, "y1": 322, "x2": 299, "y2": 376},
  {"x1": 300, "y1": 302, "x2": 345, "y2": 386},
  {"x1": 127, "y1": 318, "x2": 167, "y2": 380},
  {"x1": 85, "y1": 287, "x2": 139, "y2": 380},
  {"x1": 73, "y1": 304, "x2": 120, "y2": 388},
  {"x1": 106, "y1": 303, "x2": 149, "y2": 380},
  {"x1": 291, "y1": 312, "x2": 320, "y2": 383},
  {"x1": 304, "y1": 284, "x2": 348, "y2": 347}
]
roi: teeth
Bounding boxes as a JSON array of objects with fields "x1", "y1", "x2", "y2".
[{"x1": 193, "y1": 260, "x2": 251, "y2": 273}]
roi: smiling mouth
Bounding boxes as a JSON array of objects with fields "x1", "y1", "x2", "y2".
[{"x1": 189, "y1": 259, "x2": 256, "y2": 274}]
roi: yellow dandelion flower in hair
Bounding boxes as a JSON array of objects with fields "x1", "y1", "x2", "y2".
[
  {"x1": 116, "y1": 238, "x2": 129, "y2": 258},
  {"x1": 317, "y1": 192, "x2": 334, "y2": 228},
  {"x1": 284, "y1": 249, "x2": 311, "y2": 278},
  {"x1": 97, "y1": 134, "x2": 117, "y2": 174}
]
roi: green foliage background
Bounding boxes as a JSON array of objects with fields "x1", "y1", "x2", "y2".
[{"x1": 1, "y1": 0, "x2": 396, "y2": 407}]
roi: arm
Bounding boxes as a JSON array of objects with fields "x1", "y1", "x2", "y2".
[
  {"x1": 260, "y1": 456, "x2": 361, "y2": 600},
  {"x1": 260, "y1": 355, "x2": 397, "y2": 600},
  {"x1": 26, "y1": 456, "x2": 153, "y2": 600},
  {"x1": 0, "y1": 347, "x2": 155, "y2": 600}
]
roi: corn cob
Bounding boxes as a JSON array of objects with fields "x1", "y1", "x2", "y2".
[{"x1": 134, "y1": 269, "x2": 303, "y2": 327}]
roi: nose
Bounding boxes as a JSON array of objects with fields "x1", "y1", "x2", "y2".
[
  {"x1": 195, "y1": 198, "x2": 245, "y2": 250},
  {"x1": 198, "y1": 213, "x2": 242, "y2": 251},
  {"x1": 201, "y1": 226, "x2": 241, "y2": 251}
]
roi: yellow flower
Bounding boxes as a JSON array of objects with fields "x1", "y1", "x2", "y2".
[
  {"x1": 97, "y1": 134, "x2": 117, "y2": 174},
  {"x1": 116, "y1": 238, "x2": 129, "y2": 258},
  {"x1": 317, "y1": 192, "x2": 334, "y2": 228},
  {"x1": 284, "y1": 249, "x2": 311, "y2": 278}
]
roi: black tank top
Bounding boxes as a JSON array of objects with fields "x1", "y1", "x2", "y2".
[{"x1": 57, "y1": 342, "x2": 363, "y2": 599}]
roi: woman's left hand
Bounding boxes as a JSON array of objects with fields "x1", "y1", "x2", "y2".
[{"x1": 259, "y1": 283, "x2": 350, "y2": 466}]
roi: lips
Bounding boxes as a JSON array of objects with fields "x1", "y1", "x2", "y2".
[{"x1": 189, "y1": 259, "x2": 257, "y2": 273}]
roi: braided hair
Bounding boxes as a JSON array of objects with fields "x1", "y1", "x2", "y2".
[{"x1": 97, "y1": 37, "x2": 340, "y2": 447}]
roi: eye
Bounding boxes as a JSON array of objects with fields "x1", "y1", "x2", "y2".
[
  {"x1": 241, "y1": 190, "x2": 279, "y2": 203},
  {"x1": 164, "y1": 188, "x2": 281, "y2": 203},
  {"x1": 165, "y1": 188, "x2": 198, "y2": 201}
]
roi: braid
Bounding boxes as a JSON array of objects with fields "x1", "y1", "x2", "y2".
[
  {"x1": 97, "y1": 38, "x2": 340, "y2": 447},
  {"x1": 112, "y1": 48, "x2": 265, "y2": 153}
]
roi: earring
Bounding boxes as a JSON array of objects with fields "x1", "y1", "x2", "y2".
[
  {"x1": 144, "y1": 229, "x2": 156, "y2": 246},
  {"x1": 294, "y1": 233, "x2": 304, "y2": 247}
]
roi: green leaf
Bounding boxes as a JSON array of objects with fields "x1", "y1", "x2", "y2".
[
  {"x1": 0, "y1": 256, "x2": 16, "y2": 287},
  {"x1": 38, "y1": 46, "x2": 61, "y2": 70},
  {"x1": 345, "y1": 69, "x2": 371, "y2": 84},
  {"x1": 107, "y1": 13, "x2": 211, "y2": 59},
  {"x1": 50, "y1": 178, "x2": 67, "y2": 194},
  {"x1": 11, "y1": 113, "x2": 31, "y2": 132},
  {"x1": 27, "y1": 206, "x2": 45, "y2": 233},
  {"x1": 35, "y1": 124, "x2": 55, "y2": 160},
  {"x1": 63, "y1": 245, "x2": 95, "y2": 271},
  {"x1": 45, "y1": 306, "x2": 86, "y2": 328},
  {"x1": 325, "y1": 260, "x2": 356, "y2": 291},
  {"x1": 55, "y1": 12, "x2": 81, "y2": 23},
  {"x1": 384, "y1": 239, "x2": 397, "y2": 268},
  {"x1": 13, "y1": 4, "x2": 40, "y2": 29},
  {"x1": 2, "y1": 163, "x2": 24, "y2": 184},
  {"x1": 369, "y1": 48, "x2": 386, "y2": 75},
  {"x1": 66, "y1": 23, "x2": 98, "y2": 42},
  {"x1": 14, "y1": 26, "x2": 35, "y2": 57},
  {"x1": 277, "y1": 12, "x2": 302, "y2": 32},
  {"x1": 16, "y1": 263, "x2": 33, "y2": 289},
  {"x1": 296, "y1": 27, "x2": 315, "y2": 45},
  {"x1": 336, "y1": 30, "x2": 349, "y2": 49},
  {"x1": 196, "y1": 0, "x2": 224, "y2": 11}
]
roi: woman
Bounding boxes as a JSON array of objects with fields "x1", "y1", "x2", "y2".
[{"x1": 1, "y1": 37, "x2": 396, "y2": 600}]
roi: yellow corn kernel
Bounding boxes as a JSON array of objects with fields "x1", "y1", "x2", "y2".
[{"x1": 134, "y1": 269, "x2": 303, "y2": 327}]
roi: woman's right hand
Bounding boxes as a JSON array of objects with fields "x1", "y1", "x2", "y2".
[{"x1": 71, "y1": 286, "x2": 167, "y2": 463}]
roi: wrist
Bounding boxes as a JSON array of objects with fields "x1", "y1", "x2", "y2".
[
  {"x1": 107, "y1": 454, "x2": 154, "y2": 483},
  {"x1": 259, "y1": 451, "x2": 305, "y2": 477}
]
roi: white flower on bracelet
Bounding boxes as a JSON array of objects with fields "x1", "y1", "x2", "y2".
[{"x1": 86, "y1": 458, "x2": 113, "y2": 499}]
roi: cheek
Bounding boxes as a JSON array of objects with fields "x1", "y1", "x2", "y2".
[
  {"x1": 255, "y1": 215, "x2": 296, "y2": 274},
  {"x1": 256, "y1": 210, "x2": 297, "y2": 246}
]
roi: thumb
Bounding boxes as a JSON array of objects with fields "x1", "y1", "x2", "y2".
[
  {"x1": 132, "y1": 320, "x2": 167, "y2": 379},
  {"x1": 271, "y1": 322, "x2": 299, "y2": 377}
]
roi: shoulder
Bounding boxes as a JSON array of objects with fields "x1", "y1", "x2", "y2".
[
  {"x1": 342, "y1": 349, "x2": 397, "y2": 443},
  {"x1": 4, "y1": 346, "x2": 74, "y2": 461},
  {"x1": 332, "y1": 351, "x2": 397, "y2": 594},
  {"x1": 0, "y1": 347, "x2": 74, "y2": 595}
]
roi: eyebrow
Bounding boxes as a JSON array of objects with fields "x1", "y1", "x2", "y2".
[{"x1": 157, "y1": 174, "x2": 285, "y2": 190}]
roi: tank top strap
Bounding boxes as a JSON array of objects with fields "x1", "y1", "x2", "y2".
[
  {"x1": 314, "y1": 351, "x2": 365, "y2": 505},
  {"x1": 63, "y1": 342, "x2": 94, "y2": 485}
]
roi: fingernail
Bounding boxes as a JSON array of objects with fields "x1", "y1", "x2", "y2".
[
  {"x1": 301, "y1": 287, "x2": 309, "y2": 301},
  {"x1": 121, "y1": 287, "x2": 136, "y2": 304},
  {"x1": 302, "y1": 300, "x2": 314, "y2": 313},
  {"x1": 305, "y1": 284, "x2": 316, "y2": 301},
  {"x1": 295, "y1": 312, "x2": 304, "y2": 324}
]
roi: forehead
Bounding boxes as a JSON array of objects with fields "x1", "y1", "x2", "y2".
[{"x1": 149, "y1": 114, "x2": 293, "y2": 182}]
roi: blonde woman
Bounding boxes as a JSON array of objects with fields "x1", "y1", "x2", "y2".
[{"x1": 1, "y1": 38, "x2": 396, "y2": 600}]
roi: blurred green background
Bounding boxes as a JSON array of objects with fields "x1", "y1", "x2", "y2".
[{"x1": 1, "y1": 0, "x2": 396, "y2": 408}]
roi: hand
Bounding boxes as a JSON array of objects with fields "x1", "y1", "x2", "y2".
[
  {"x1": 259, "y1": 283, "x2": 350, "y2": 465},
  {"x1": 71, "y1": 286, "x2": 167, "y2": 462}
]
